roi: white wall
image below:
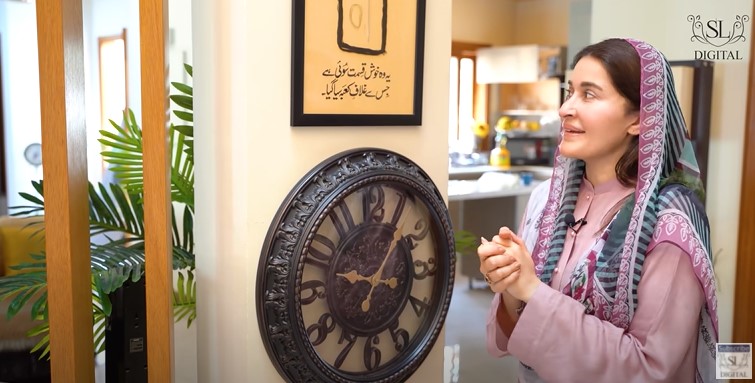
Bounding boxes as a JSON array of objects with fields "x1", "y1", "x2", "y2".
[
  {"x1": 0, "y1": 0, "x2": 142, "y2": 208},
  {"x1": 168, "y1": 0, "x2": 193, "y2": 87},
  {"x1": 167, "y1": 1, "x2": 197, "y2": 381},
  {"x1": 83, "y1": 0, "x2": 141, "y2": 185},
  {"x1": 592, "y1": 0, "x2": 753, "y2": 344},
  {"x1": 192, "y1": 0, "x2": 452, "y2": 381},
  {"x1": 0, "y1": 2, "x2": 42, "y2": 209}
]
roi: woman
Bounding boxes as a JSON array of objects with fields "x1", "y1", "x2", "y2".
[{"x1": 477, "y1": 38, "x2": 718, "y2": 382}]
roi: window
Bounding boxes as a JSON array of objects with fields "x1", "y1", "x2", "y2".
[
  {"x1": 98, "y1": 29, "x2": 128, "y2": 132},
  {"x1": 449, "y1": 42, "x2": 488, "y2": 153}
]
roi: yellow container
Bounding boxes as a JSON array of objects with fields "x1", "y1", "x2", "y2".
[{"x1": 490, "y1": 146, "x2": 511, "y2": 169}]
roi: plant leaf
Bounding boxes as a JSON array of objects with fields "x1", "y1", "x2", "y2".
[
  {"x1": 173, "y1": 124, "x2": 194, "y2": 137},
  {"x1": 171, "y1": 81, "x2": 193, "y2": 96},
  {"x1": 18, "y1": 192, "x2": 44, "y2": 206},
  {"x1": 174, "y1": 110, "x2": 193, "y2": 123},
  {"x1": 170, "y1": 95, "x2": 192, "y2": 110}
]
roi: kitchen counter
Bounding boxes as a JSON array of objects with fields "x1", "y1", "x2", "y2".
[
  {"x1": 448, "y1": 164, "x2": 550, "y2": 201},
  {"x1": 447, "y1": 165, "x2": 550, "y2": 270},
  {"x1": 448, "y1": 180, "x2": 542, "y2": 202},
  {"x1": 448, "y1": 165, "x2": 553, "y2": 289},
  {"x1": 449, "y1": 164, "x2": 553, "y2": 177}
]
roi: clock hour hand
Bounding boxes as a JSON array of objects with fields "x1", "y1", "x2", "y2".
[
  {"x1": 336, "y1": 270, "x2": 371, "y2": 284},
  {"x1": 337, "y1": 270, "x2": 398, "y2": 288}
]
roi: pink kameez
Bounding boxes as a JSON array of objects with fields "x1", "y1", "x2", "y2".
[{"x1": 487, "y1": 178, "x2": 705, "y2": 383}]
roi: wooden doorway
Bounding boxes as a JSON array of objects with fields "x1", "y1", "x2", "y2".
[{"x1": 733, "y1": 5, "x2": 755, "y2": 344}]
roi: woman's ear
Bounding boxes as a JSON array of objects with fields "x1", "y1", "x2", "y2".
[{"x1": 627, "y1": 114, "x2": 641, "y2": 136}]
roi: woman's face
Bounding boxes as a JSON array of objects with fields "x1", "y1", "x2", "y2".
[{"x1": 558, "y1": 56, "x2": 640, "y2": 166}]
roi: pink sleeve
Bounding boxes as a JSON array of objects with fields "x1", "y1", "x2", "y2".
[
  {"x1": 484, "y1": 198, "x2": 532, "y2": 357},
  {"x1": 486, "y1": 293, "x2": 510, "y2": 357},
  {"x1": 506, "y1": 243, "x2": 704, "y2": 382}
]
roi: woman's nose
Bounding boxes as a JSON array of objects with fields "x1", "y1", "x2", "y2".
[{"x1": 559, "y1": 99, "x2": 574, "y2": 119}]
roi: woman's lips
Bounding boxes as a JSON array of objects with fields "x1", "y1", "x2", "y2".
[{"x1": 562, "y1": 123, "x2": 585, "y2": 135}]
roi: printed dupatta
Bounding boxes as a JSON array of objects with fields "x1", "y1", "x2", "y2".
[{"x1": 522, "y1": 39, "x2": 718, "y2": 382}]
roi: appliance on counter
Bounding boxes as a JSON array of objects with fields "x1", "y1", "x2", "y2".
[
  {"x1": 495, "y1": 110, "x2": 560, "y2": 166},
  {"x1": 506, "y1": 135, "x2": 557, "y2": 166},
  {"x1": 471, "y1": 44, "x2": 567, "y2": 168}
]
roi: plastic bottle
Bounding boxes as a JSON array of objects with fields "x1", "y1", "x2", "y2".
[{"x1": 489, "y1": 131, "x2": 511, "y2": 169}]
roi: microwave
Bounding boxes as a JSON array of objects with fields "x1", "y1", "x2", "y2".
[{"x1": 506, "y1": 136, "x2": 557, "y2": 166}]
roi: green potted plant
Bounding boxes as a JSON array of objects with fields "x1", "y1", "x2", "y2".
[
  {"x1": 454, "y1": 229, "x2": 484, "y2": 289},
  {"x1": 0, "y1": 64, "x2": 197, "y2": 358}
]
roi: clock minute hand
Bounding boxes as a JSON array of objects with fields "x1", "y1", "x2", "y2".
[{"x1": 361, "y1": 216, "x2": 409, "y2": 312}]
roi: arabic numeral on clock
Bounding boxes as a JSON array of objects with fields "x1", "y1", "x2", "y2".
[
  {"x1": 408, "y1": 295, "x2": 431, "y2": 317},
  {"x1": 404, "y1": 218, "x2": 430, "y2": 249},
  {"x1": 334, "y1": 330, "x2": 358, "y2": 369},
  {"x1": 412, "y1": 258, "x2": 437, "y2": 280},
  {"x1": 306, "y1": 313, "x2": 336, "y2": 346},
  {"x1": 306, "y1": 234, "x2": 336, "y2": 271},
  {"x1": 389, "y1": 191, "x2": 409, "y2": 227},
  {"x1": 329, "y1": 202, "x2": 357, "y2": 239},
  {"x1": 363, "y1": 335, "x2": 382, "y2": 371},
  {"x1": 300, "y1": 279, "x2": 326, "y2": 305},
  {"x1": 388, "y1": 320, "x2": 409, "y2": 352},
  {"x1": 362, "y1": 185, "x2": 385, "y2": 223}
]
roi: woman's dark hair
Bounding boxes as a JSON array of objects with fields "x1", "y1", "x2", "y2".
[{"x1": 572, "y1": 38, "x2": 641, "y2": 187}]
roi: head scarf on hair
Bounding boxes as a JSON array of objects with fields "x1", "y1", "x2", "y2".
[{"x1": 523, "y1": 38, "x2": 718, "y2": 382}]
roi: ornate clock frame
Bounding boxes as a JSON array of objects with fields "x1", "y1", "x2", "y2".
[{"x1": 256, "y1": 148, "x2": 455, "y2": 383}]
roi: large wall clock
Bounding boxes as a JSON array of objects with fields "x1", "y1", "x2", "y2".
[{"x1": 257, "y1": 148, "x2": 455, "y2": 383}]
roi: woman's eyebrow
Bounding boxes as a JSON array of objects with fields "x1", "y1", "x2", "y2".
[{"x1": 577, "y1": 81, "x2": 603, "y2": 91}]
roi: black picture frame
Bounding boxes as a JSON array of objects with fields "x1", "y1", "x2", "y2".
[{"x1": 291, "y1": 0, "x2": 426, "y2": 126}]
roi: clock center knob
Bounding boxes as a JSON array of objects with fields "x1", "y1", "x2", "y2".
[{"x1": 328, "y1": 223, "x2": 413, "y2": 336}]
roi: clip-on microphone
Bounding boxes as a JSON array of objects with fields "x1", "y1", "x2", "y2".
[{"x1": 565, "y1": 213, "x2": 587, "y2": 233}]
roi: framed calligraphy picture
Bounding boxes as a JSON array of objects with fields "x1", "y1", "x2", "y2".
[{"x1": 291, "y1": 0, "x2": 426, "y2": 126}]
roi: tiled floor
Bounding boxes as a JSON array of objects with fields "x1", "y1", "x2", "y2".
[{"x1": 444, "y1": 267, "x2": 520, "y2": 383}]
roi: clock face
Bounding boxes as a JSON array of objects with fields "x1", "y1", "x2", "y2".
[
  {"x1": 301, "y1": 181, "x2": 438, "y2": 373},
  {"x1": 257, "y1": 149, "x2": 455, "y2": 383}
]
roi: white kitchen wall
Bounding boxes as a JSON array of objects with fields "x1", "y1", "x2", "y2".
[
  {"x1": 512, "y1": 0, "x2": 570, "y2": 46},
  {"x1": 452, "y1": 0, "x2": 516, "y2": 45},
  {"x1": 568, "y1": 0, "x2": 592, "y2": 64},
  {"x1": 451, "y1": 0, "x2": 570, "y2": 47},
  {"x1": 592, "y1": 0, "x2": 753, "y2": 344}
]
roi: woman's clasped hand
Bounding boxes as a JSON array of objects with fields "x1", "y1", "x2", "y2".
[{"x1": 478, "y1": 227, "x2": 539, "y2": 302}]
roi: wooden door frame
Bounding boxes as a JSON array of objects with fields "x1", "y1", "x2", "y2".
[
  {"x1": 139, "y1": 0, "x2": 174, "y2": 381},
  {"x1": 36, "y1": 0, "x2": 94, "y2": 381},
  {"x1": 733, "y1": 5, "x2": 755, "y2": 344}
]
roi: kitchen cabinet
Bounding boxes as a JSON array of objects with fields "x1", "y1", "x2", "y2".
[{"x1": 476, "y1": 45, "x2": 566, "y2": 84}]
